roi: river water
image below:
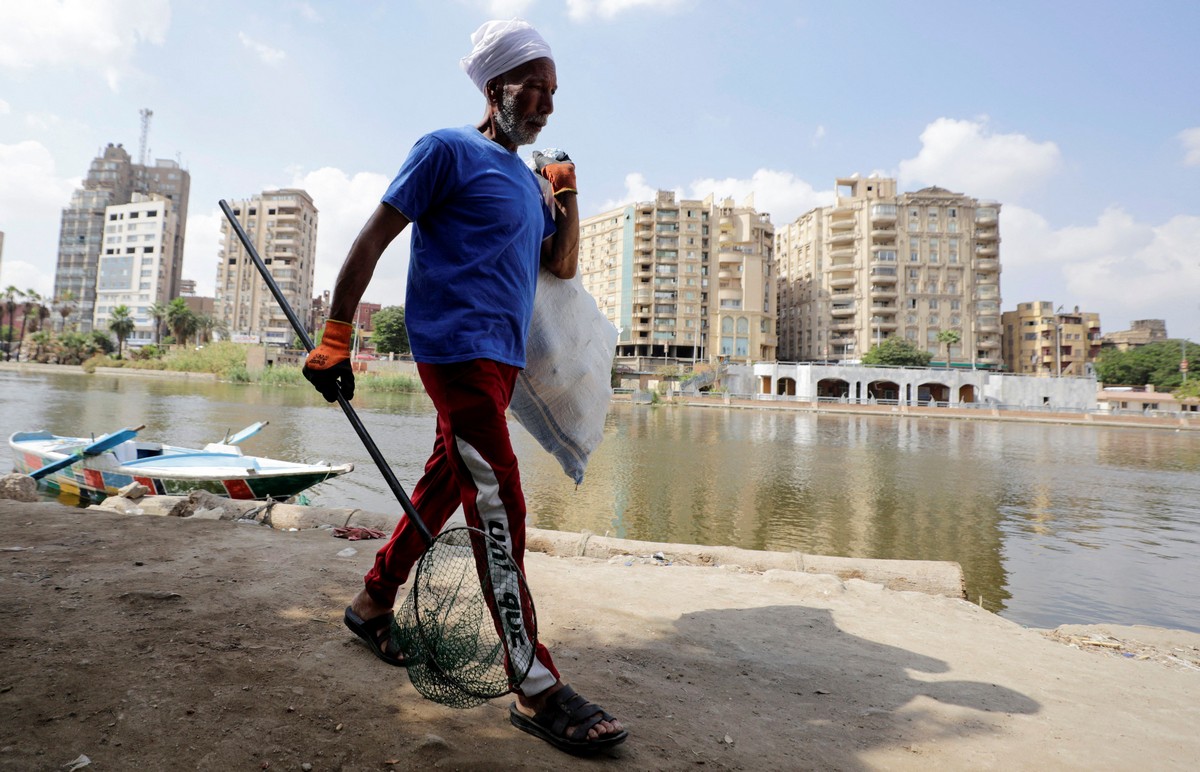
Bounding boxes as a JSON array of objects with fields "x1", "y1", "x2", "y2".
[{"x1": 4, "y1": 367, "x2": 1199, "y2": 633}]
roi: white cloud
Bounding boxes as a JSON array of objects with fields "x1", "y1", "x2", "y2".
[
  {"x1": 0, "y1": 141, "x2": 79, "y2": 286},
  {"x1": 811, "y1": 125, "x2": 826, "y2": 147},
  {"x1": 24, "y1": 113, "x2": 62, "y2": 132},
  {"x1": 0, "y1": 99, "x2": 10, "y2": 115},
  {"x1": 0, "y1": 0, "x2": 170, "y2": 90},
  {"x1": 1000, "y1": 204, "x2": 1200, "y2": 335},
  {"x1": 897, "y1": 117, "x2": 1062, "y2": 202},
  {"x1": 288, "y1": 167, "x2": 408, "y2": 306},
  {"x1": 473, "y1": 0, "x2": 537, "y2": 16},
  {"x1": 1180, "y1": 127, "x2": 1200, "y2": 167},
  {"x1": 0, "y1": 260, "x2": 55, "y2": 298},
  {"x1": 238, "y1": 32, "x2": 287, "y2": 66},
  {"x1": 687, "y1": 169, "x2": 834, "y2": 224},
  {"x1": 180, "y1": 209, "x2": 223, "y2": 297},
  {"x1": 599, "y1": 172, "x2": 668, "y2": 211},
  {"x1": 566, "y1": 0, "x2": 686, "y2": 22},
  {"x1": 601, "y1": 169, "x2": 833, "y2": 225},
  {"x1": 297, "y1": 2, "x2": 323, "y2": 22}
]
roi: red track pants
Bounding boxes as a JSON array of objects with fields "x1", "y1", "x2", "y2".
[{"x1": 363, "y1": 359, "x2": 559, "y2": 695}]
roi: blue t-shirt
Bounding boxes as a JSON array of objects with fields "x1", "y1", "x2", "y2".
[{"x1": 382, "y1": 126, "x2": 556, "y2": 367}]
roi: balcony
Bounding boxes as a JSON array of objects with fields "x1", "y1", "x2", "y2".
[
  {"x1": 830, "y1": 230, "x2": 856, "y2": 245},
  {"x1": 830, "y1": 247, "x2": 855, "y2": 259},
  {"x1": 870, "y1": 204, "x2": 897, "y2": 222},
  {"x1": 976, "y1": 258, "x2": 999, "y2": 271},
  {"x1": 978, "y1": 321, "x2": 1001, "y2": 333},
  {"x1": 831, "y1": 321, "x2": 857, "y2": 333},
  {"x1": 830, "y1": 275, "x2": 857, "y2": 289},
  {"x1": 978, "y1": 339, "x2": 1001, "y2": 350},
  {"x1": 869, "y1": 286, "x2": 897, "y2": 298},
  {"x1": 831, "y1": 205, "x2": 856, "y2": 220},
  {"x1": 830, "y1": 334, "x2": 856, "y2": 345},
  {"x1": 975, "y1": 207, "x2": 998, "y2": 225},
  {"x1": 869, "y1": 273, "x2": 897, "y2": 284},
  {"x1": 975, "y1": 244, "x2": 998, "y2": 257},
  {"x1": 829, "y1": 217, "x2": 856, "y2": 231},
  {"x1": 831, "y1": 305, "x2": 856, "y2": 317}
]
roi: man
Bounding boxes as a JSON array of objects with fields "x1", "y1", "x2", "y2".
[{"x1": 302, "y1": 19, "x2": 627, "y2": 756}]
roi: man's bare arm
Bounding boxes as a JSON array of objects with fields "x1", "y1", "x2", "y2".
[
  {"x1": 540, "y1": 192, "x2": 579, "y2": 279},
  {"x1": 329, "y1": 203, "x2": 411, "y2": 322}
]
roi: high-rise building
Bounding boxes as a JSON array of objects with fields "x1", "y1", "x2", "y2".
[
  {"x1": 52, "y1": 143, "x2": 190, "y2": 331},
  {"x1": 578, "y1": 190, "x2": 775, "y2": 366},
  {"x1": 93, "y1": 194, "x2": 181, "y2": 348},
  {"x1": 216, "y1": 189, "x2": 317, "y2": 345},
  {"x1": 1002, "y1": 302, "x2": 1102, "y2": 375},
  {"x1": 775, "y1": 177, "x2": 1002, "y2": 366}
]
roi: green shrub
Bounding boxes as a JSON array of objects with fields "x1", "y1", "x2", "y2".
[
  {"x1": 162, "y1": 341, "x2": 249, "y2": 377},
  {"x1": 225, "y1": 363, "x2": 252, "y2": 383},
  {"x1": 257, "y1": 365, "x2": 304, "y2": 387},
  {"x1": 358, "y1": 371, "x2": 420, "y2": 393}
]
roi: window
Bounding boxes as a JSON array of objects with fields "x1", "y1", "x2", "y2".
[{"x1": 929, "y1": 299, "x2": 939, "y2": 310}]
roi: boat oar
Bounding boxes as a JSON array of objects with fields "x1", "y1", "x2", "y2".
[
  {"x1": 29, "y1": 425, "x2": 146, "y2": 480},
  {"x1": 225, "y1": 421, "x2": 269, "y2": 445}
]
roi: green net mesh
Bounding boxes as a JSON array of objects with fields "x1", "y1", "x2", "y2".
[{"x1": 394, "y1": 527, "x2": 537, "y2": 709}]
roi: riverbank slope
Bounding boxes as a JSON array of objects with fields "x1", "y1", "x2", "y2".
[{"x1": 2, "y1": 501, "x2": 1197, "y2": 770}]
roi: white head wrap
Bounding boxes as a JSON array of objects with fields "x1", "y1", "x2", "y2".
[{"x1": 460, "y1": 19, "x2": 554, "y2": 94}]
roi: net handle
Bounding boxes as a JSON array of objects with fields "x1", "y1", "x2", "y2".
[{"x1": 218, "y1": 199, "x2": 433, "y2": 545}]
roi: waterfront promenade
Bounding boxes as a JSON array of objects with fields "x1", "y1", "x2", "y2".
[
  {"x1": 4, "y1": 359, "x2": 1196, "y2": 433},
  {"x1": 2, "y1": 498, "x2": 1198, "y2": 770}
]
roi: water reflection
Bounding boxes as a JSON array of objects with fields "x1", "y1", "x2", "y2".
[{"x1": 3, "y1": 369, "x2": 1199, "y2": 632}]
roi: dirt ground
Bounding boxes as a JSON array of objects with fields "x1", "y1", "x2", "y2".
[{"x1": 2, "y1": 501, "x2": 1200, "y2": 771}]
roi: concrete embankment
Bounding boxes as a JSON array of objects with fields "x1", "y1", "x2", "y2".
[
  {"x1": 85, "y1": 487, "x2": 966, "y2": 599},
  {"x1": 3, "y1": 496, "x2": 1200, "y2": 770}
]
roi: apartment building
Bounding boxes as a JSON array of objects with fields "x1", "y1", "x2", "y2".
[
  {"x1": 1002, "y1": 302, "x2": 1102, "y2": 375},
  {"x1": 215, "y1": 189, "x2": 317, "y2": 346},
  {"x1": 92, "y1": 194, "x2": 180, "y2": 347},
  {"x1": 579, "y1": 190, "x2": 775, "y2": 366},
  {"x1": 1102, "y1": 319, "x2": 1168, "y2": 352},
  {"x1": 775, "y1": 177, "x2": 1002, "y2": 366},
  {"x1": 53, "y1": 143, "x2": 190, "y2": 331}
]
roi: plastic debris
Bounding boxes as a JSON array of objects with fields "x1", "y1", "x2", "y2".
[{"x1": 63, "y1": 755, "x2": 91, "y2": 771}]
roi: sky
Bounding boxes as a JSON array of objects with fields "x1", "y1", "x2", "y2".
[{"x1": 1, "y1": 0, "x2": 1198, "y2": 339}]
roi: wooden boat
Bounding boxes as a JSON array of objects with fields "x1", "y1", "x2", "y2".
[{"x1": 9, "y1": 423, "x2": 353, "y2": 501}]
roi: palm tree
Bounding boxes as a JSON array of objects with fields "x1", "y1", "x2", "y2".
[
  {"x1": 56, "y1": 291, "x2": 76, "y2": 333},
  {"x1": 148, "y1": 301, "x2": 169, "y2": 345},
  {"x1": 108, "y1": 305, "x2": 135, "y2": 359},
  {"x1": 36, "y1": 297, "x2": 52, "y2": 337},
  {"x1": 166, "y1": 297, "x2": 196, "y2": 346},
  {"x1": 936, "y1": 329, "x2": 962, "y2": 369},
  {"x1": 194, "y1": 313, "x2": 217, "y2": 345},
  {"x1": 16, "y1": 290, "x2": 42, "y2": 362},
  {"x1": 3, "y1": 286, "x2": 23, "y2": 361}
]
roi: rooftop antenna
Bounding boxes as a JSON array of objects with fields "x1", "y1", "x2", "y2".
[{"x1": 138, "y1": 108, "x2": 153, "y2": 166}]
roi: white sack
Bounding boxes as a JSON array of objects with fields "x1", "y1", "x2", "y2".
[{"x1": 510, "y1": 269, "x2": 617, "y2": 484}]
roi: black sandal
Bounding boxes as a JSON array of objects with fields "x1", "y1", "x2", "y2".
[
  {"x1": 343, "y1": 606, "x2": 408, "y2": 667},
  {"x1": 509, "y1": 684, "x2": 628, "y2": 756}
]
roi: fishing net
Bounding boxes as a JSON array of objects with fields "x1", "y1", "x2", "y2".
[{"x1": 394, "y1": 527, "x2": 538, "y2": 709}]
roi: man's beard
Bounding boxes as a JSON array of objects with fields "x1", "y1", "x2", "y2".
[{"x1": 495, "y1": 91, "x2": 545, "y2": 147}]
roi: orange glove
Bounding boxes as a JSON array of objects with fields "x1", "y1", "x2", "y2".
[
  {"x1": 303, "y1": 319, "x2": 354, "y2": 401},
  {"x1": 532, "y1": 148, "x2": 576, "y2": 196}
]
